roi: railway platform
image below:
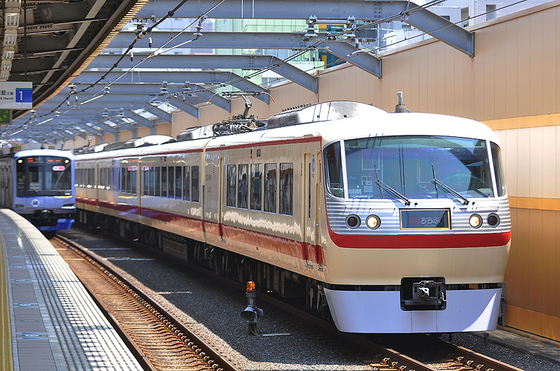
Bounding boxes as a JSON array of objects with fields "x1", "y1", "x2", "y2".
[{"x1": 0, "y1": 209, "x2": 143, "y2": 371}]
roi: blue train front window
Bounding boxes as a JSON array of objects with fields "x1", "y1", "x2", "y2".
[
  {"x1": 326, "y1": 136, "x2": 497, "y2": 200},
  {"x1": 17, "y1": 156, "x2": 72, "y2": 196}
]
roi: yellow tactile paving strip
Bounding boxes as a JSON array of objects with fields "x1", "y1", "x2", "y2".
[{"x1": 0, "y1": 221, "x2": 14, "y2": 371}]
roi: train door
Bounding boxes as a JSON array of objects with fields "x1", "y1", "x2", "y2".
[{"x1": 303, "y1": 152, "x2": 320, "y2": 268}]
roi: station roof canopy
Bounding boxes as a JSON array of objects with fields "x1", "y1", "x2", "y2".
[{"x1": 1, "y1": 0, "x2": 474, "y2": 145}]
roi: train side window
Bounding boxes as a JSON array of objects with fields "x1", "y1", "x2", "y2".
[
  {"x1": 264, "y1": 163, "x2": 277, "y2": 213},
  {"x1": 191, "y1": 166, "x2": 200, "y2": 203},
  {"x1": 143, "y1": 166, "x2": 149, "y2": 196},
  {"x1": 279, "y1": 163, "x2": 293, "y2": 216},
  {"x1": 120, "y1": 167, "x2": 125, "y2": 192},
  {"x1": 323, "y1": 142, "x2": 344, "y2": 198},
  {"x1": 162, "y1": 166, "x2": 168, "y2": 197},
  {"x1": 125, "y1": 167, "x2": 130, "y2": 194},
  {"x1": 183, "y1": 166, "x2": 190, "y2": 201},
  {"x1": 237, "y1": 164, "x2": 248, "y2": 209},
  {"x1": 168, "y1": 166, "x2": 175, "y2": 198},
  {"x1": 155, "y1": 167, "x2": 161, "y2": 197},
  {"x1": 131, "y1": 166, "x2": 137, "y2": 195},
  {"x1": 251, "y1": 164, "x2": 262, "y2": 211},
  {"x1": 149, "y1": 167, "x2": 154, "y2": 196},
  {"x1": 226, "y1": 164, "x2": 237, "y2": 207},
  {"x1": 175, "y1": 166, "x2": 182, "y2": 199},
  {"x1": 109, "y1": 167, "x2": 114, "y2": 191}
]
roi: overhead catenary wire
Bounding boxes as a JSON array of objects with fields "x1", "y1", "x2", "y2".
[{"x1": 7, "y1": 0, "x2": 530, "y2": 140}]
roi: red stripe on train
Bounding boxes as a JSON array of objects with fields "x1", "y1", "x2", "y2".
[{"x1": 328, "y1": 229, "x2": 511, "y2": 249}]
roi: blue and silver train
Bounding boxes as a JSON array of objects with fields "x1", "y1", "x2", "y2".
[{"x1": 0, "y1": 149, "x2": 75, "y2": 231}]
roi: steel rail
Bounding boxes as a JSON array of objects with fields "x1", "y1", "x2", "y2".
[{"x1": 53, "y1": 234, "x2": 240, "y2": 371}]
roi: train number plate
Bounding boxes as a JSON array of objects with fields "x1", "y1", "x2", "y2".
[{"x1": 400, "y1": 209, "x2": 450, "y2": 230}]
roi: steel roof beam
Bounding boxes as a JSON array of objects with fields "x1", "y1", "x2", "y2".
[
  {"x1": 73, "y1": 71, "x2": 271, "y2": 103},
  {"x1": 128, "y1": 111, "x2": 157, "y2": 129},
  {"x1": 165, "y1": 96, "x2": 200, "y2": 118},
  {"x1": 134, "y1": 0, "x2": 473, "y2": 56},
  {"x1": 57, "y1": 82, "x2": 229, "y2": 111},
  {"x1": 144, "y1": 105, "x2": 172, "y2": 123},
  {"x1": 109, "y1": 32, "x2": 381, "y2": 77},
  {"x1": 90, "y1": 54, "x2": 318, "y2": 92}
]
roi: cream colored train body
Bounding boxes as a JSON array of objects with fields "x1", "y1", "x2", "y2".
[{"x1": 75, "y1": 102, "x2": 511, "y2": 333}]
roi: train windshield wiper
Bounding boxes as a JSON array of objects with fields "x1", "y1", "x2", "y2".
[
  {"x1": 374, "y1": 166, "x2": 411, "y2": 205},
  {"x1": 431, "y1": 164, "x2": 469, "y2": 205}
]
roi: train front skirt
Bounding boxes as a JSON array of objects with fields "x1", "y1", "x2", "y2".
[{"x1": 324, "y1": 287, "x2": 502, "y2": 333}]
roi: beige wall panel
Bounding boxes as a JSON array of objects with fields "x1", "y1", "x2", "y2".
[
  {"x1": 529, "y1": 127, "x2": 544, "y2": 198},
  {"x1": 541, "y1": 8, "x2": 558, "y2": 113},
  {"x1": 480, "y1": 27, "x2": 496, "y2": 120},
  {"x1": 557, "y1": 127, "x2": 560, "y2": 198},
  {"x1": 542, "y1": 211, "x2": 557, "y2": 316},
  {"x1": 157, "y1": 122, "x2": 172, "y2": 137},
  {"x1": 504, "y1": 208, "x2": 519, "y2": 304},
  {"x1": 529, "y1": 12, "x2": 544, "y2": 117},
  {"x1": 528, "y1": 210, "x2": 544, "y2": 313},
  {"x1": 515, "y1": 208, "x2": 531, "y2": 308},
  {"x1": 493, "y1": 23, "x2": 507, "y2": 119},
  {"x1": 517, "y1": 128, "x2": 532, "y2": 196},
  {"x1": 557, "y1": 214, "x2": 560, "y2": 317},
  {"x1": 504, "y1": 20, "x2": 520, "y2": 118},
  {"x1": 542, "y1": 126, "x2": 558, "y2": 198},
  {"x1": 438, "y1": 43, "x2": 452, "y2": 115},
  {"x1": 542, "y1": 313, "x2": 560, "y2": 341},
  {"x1": 516, "y1": 16, "x2": 533, "y2": 119},
  {"x1": 137, "y1": 126, "x2": 151, "y2": 139}
]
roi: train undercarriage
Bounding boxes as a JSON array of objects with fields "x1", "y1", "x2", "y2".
[{"x1": 77, "y1": 209, "x2": 331, "y2": 319}]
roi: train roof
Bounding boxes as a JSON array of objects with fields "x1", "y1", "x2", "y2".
[
  {"x1": 14, "y1": 149, "x2": 75, "y2": 159},
  {"x1": 75, "y1": 102, "x2": 501, "y2": 161}
]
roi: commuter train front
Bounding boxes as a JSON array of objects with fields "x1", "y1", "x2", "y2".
[
  {"x1": 74, "y1": 101, "x2": 510, "y2": 334},
  {"x1": 0, "y1": 149, "x2": 76, "y2": 231},
  {"x1": 317, "y1": 111, "x2": 510, "y2": 333}
]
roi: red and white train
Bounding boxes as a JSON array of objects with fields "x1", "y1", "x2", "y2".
[{"x1": 75, "y1": 101, "x2": 510, "y2": 333}]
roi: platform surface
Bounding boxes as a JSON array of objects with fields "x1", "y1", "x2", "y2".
[{"x1": 0, "y1": 209, "x2": 142, "y2": 370}]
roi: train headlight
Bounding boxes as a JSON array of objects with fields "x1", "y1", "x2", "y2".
[
  {"x1": 345, "y1": 214, "x2": 361, "y2": 229},
  {"x1": 366, "y1": 215, "x2": 381, "y2": 230},
  {"x1": 487, "y1": 213, "x2": 500, "y2": 227},
  {"x1": 469, "y1": 214, "x2": 482, "y2": 228}
]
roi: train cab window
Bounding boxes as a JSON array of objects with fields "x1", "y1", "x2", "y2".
[
  {"x1": 183, "y1": 166, "x2": 190, "y2": 201},
  {"x1": 155, "y1": 167, "x2": 161, "y2": 197},
  {"x1": 264, "y1": 163, "x2": 277, "y2": 213},
  {"x1": 175, "y1": 166, "x2": 182, "y2": 199},
  {"x1": 191, "y1": 166, "x2": 200, "y2": 203},
  {"x1": 491, "y1": 143, "x2": 506, "y2": 197},
  {"x1": 149, "y1": 167, "x2": 155, "y2": 196},
  {"x1": 226, "y1": 165, "x2": 237, "y2": 207},
  {"x1": 168, "y1": 166, "x2": 175, "y2": 198},
  {"x1": 251, "y1": 164, "x2": 262, "y2": 211},
  {"x1": 323, "y1": 142, "x2": 344, "y2": 198},
  {"x1": 237, "y1": 164, "x2": 248, "y2": 209},
  {"x1": 279, "y1": 163, "x2": 293, "y2": 216},
  {"x1": 29, "y1": 165, "x2": 43, "y2": 191}
]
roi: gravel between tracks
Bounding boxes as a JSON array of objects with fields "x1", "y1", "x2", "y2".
[{"x1": 60, "y1": 228, "x2": 560, "y2": 371}]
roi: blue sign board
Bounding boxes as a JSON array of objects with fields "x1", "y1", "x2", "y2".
[{"x1": 16, "y1": 88, "x2": 32, "y2": 103}]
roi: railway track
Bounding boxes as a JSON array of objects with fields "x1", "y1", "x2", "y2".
[
  {"x1": 54, "y1": 229, "x2": 529, "y2": 371},
  {"x1": 51, "y1": 234, "x2": 239, "y2": 371},
  {"x1": 255, "y1": 290, "x2": 526, "y2": 371}
]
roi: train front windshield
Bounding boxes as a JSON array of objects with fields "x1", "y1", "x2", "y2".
[
  {"x1": 324, "y1": 136, "x2": 505, "y2": 200},
  {"x1": 17, "y1": 156, "x2": 73, "y2": 197}
]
